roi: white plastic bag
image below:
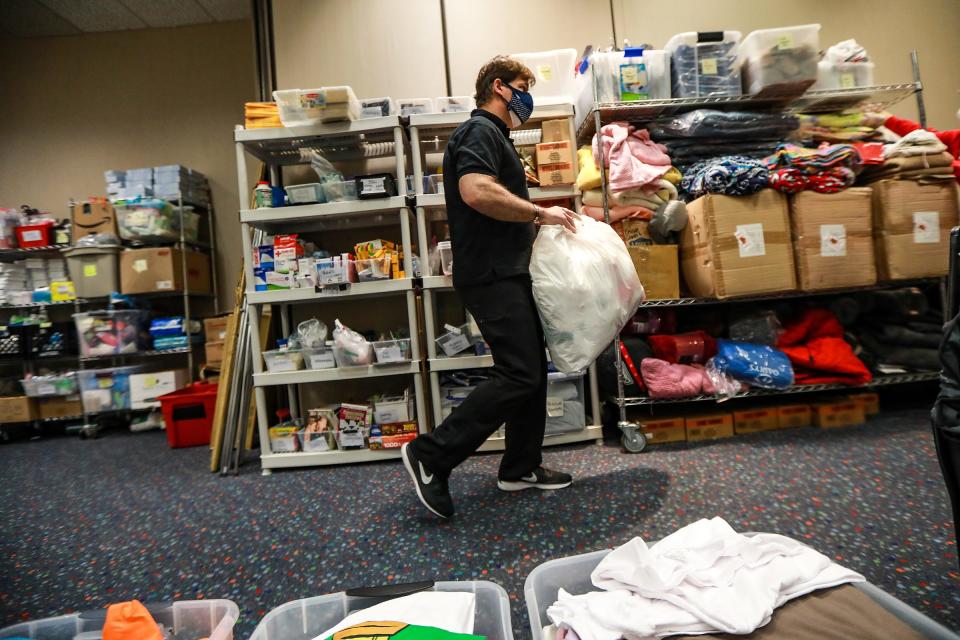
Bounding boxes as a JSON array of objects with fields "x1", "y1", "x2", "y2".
[
  {"x1": 530, "y1": 216, "x2": 645, "y2": 373},
  {"x1": 332, "y1": 319, "x2": 373, "y2": 366}
]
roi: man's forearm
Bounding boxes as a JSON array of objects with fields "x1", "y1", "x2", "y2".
[{"x1": 468, "y1": 179, "x2": 535, "y2": 222}]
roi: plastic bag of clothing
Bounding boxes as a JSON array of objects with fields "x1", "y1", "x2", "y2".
[
  {"x1": 713, "y1": 339, "x2": 794, "y2": 389},
  {"x1": 332, "y1": 319, "x2": 372, "y2": 366},
  {"x1": 531, "y1": 216, "x2": 645, "y2": 373}
]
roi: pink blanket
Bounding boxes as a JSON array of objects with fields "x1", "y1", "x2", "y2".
[{"x1": 593, "y1": 122, "x2": 672, "y2": 192}]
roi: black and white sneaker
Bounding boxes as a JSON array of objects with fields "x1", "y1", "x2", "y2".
[
  {"x1": 497, "y1": 466, "x2": 572, "y2": 492},
  {"x1": 401, "y1": 442, "x2": 454, "y2": 518}
]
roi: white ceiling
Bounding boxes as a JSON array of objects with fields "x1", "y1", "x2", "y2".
[{"x1": 0, "y1": 0, "x2": 251, "y2": 37}]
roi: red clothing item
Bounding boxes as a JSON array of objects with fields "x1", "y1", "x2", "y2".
[
  {"x1": 776, "y1": 308, "x2": 873, "y2": 386},
  {"x1": 884, "y1": 115, "x2": 960, "y2": 181}
]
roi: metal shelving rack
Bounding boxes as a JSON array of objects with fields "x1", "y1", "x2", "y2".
[
  {"x1": 409, "y1": 104, "x2": 605, "y2": 449},
  {"x1": 234, "y1": 116, "x2": 428, "y2": 473},
  {"x1": 580, "y1": 79, "x2": 932, "y2": 450}
]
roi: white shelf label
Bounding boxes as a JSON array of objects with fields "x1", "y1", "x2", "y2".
[
  {"x1": 820, "y1": 224, "x2": 847, "y2": 257},
  {"x1": 22, "y1": 230, "x2": 42, "y2": 242},
  {"x1": 735, "y1": 223, "x2": 766, "y2": 258},
  {"x1": 441, "y1": 333, "x2": 471, "y2": 356},
  {"x1": 339, "y1": 430, "x2": 365, "y2": 448},
  {"x1": 546, "y1": 397, "x2": 565, "y2": 417},
  {"x1": 361, "y1": 177, "x2": 386, "y2": 194},
  {"x1": 914, "y1": 211, "x2": 940, "y2": 244},
  {"x1": 377, "y1": 346, "x2": 404, "y2": 363}
]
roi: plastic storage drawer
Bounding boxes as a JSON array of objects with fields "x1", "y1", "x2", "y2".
[
  {"x1": 0, "y1": 599, "x2": 239, "y2": 639},
  {"x1": 372, "y1": 339, "x2": 412, "y2": 364},
  {"x1": 524, "y1": 548, "x2": 960, "y2": 640},
  {"x1": 248, "y1": 581, "x2": 513, "y2": 640},
  {"x1": 739, "y1": 24, "x2": 820, "y2": 96},
  {"x1": 77, "y1": 366, "x2": 139, "y2": 413},
  {"x1": 62, "y1": 245, "x2": 121, "y2": 299}
]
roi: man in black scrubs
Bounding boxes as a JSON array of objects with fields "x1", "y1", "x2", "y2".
[{"x1": 402, "y1": 56, "x2": 579, "y2": 518}]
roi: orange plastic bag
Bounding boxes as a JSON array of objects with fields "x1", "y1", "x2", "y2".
[{"x1": 102, "y1": 600, "x2": 163, "y2": 640}]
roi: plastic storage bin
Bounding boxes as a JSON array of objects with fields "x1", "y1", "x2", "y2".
[
  {"x1": 397, "y1": 98, "x2": 434, "y2": 116},
  {"x1": 273, "y1": 86, "x2": 361, "y2": 127},
  {"x1": 427, "y1": 174, "x2": 444, "y2": 195},
  {"x1": 814, "y1": 60, "x2": 875, "y2": 90},
  {"x1": 665, "y1": 31, "x2": 742, "y2": 98},
  {"x1": 73, "y1": 310, "x2": 142, "y2": 357},
  {"x1": 739, "y1": 24, "x2": 820, "y2": 96},
  {"x1": 321, "y1": 181, "x2": 358, "y2": 203},
  {"x1": 437, "y1": 96, "x2": 475, "y2": 113},
  {"x1": 158, "y1": 382, "x2": 218, "y2": 448},
  {"x1": 304, "y1": 346, "x2": 337, "y2": 370},
  {"x1": 315, "y1": 257, "x2": 357, "y2": 285},
  {"x1": 15, "y1": 222, "x2": 54, "y2": 248},
  {"x1": 545, "y1": 371, "x2": 586, "y2": 435},
  {"x1": 436, "y1": 323, "x2": 477, "y2": 357},
  {"x1": 0, "y1": 599, "x2": 239, "y2": 640},
  {"x1": 29, "y1": 321, "x2": 78, "y2": 358},
  {"x1": 524, "y1": 548, "x2": 960, "y2": 640},
  {"x1": 374, "y1": 393, "x2": 414, "y2": 423},
  {"x1": 77, "y1": 366, "x2": 138, "y2": 413},
  {"x1": 511, "y1": 49, "x2": 579, "y2": 105},
  {"x1": 21, "y1": 373, "x2": 78, "y2": 397},
  {"x1": 263, "y1": 349, "x2": 305, "y2": 372},
  {"x1": 372, "y1": 339, "x2": 412, "y2": 365},
  {"x1": 438, "y1": 241, "x2": 453, "y2": 276},
  {"x1": 62, "y1": 245, "x2": 121, "y2": 298},
  {"x1": 248, "y1": 581, "x2": 513, "y2": 640},
  {"x1": 285, "y1": 183, "x2": 325, "y2": 205},
  {"x1": 356, "y1": 256, "x2": 392, "y2": 281},
  {"x1": 360, "y1": 97, "x2": 395, "y2": 118}
]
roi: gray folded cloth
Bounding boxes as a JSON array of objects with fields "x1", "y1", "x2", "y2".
[{"x1": 650, "y1": 200, "x2": 688, "y2": 244}]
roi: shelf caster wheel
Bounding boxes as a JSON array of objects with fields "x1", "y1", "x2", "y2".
[
  {"x1": 619, "y1": 422, "x2": 647, "y2": 453},
  {"x1": 79, "y1": 425, "x2": 99, "y2": 440},
  {"x1": 261, "y1": 468, "x2": 273, "y2": 477}
]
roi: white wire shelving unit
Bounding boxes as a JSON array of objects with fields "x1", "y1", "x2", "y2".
[
  {"x1": 234, "y1": 116, "x2": 428, "y2": 473},
  {"x1": 409, "y1": 103, "x2": 605, "y2": 449}
]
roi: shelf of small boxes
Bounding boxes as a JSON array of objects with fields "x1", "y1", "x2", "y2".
[
  {"x1": 248, "y1": 236, "x2": 414, "y2": 304},
  {"x1": 263, "y1": 394, "x2": 416, "y2": 468}
]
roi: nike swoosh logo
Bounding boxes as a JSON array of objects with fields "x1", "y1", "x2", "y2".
[
  {"x1": 523, "y1": 473, "x2": 538, "y2": 483},
  {"x1": 419, "y1": 462, "x2": 434, "y2": 485}
]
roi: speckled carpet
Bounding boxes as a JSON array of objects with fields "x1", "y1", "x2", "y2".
[{"x1": 0, "y1": 407, "x2": 957, "y2": 638}]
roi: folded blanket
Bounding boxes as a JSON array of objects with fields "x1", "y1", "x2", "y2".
[
  {"x1": 650, "y1": 109, "x2": 800, "y2": 139},
  {"x1": 575, "y1": 145, "x2": 602, "y2": 191},
  {"x1": 593, "y1": 123, "x2": 672, "y2": 192},
  {"x1": 641, "y1": 358, "x2": 706, "y2": 399},
  {"x1": 769, "y1": 166, "x2": 856, "y2": 194},
  {"x1": 583, "y1": 188, "x2": 667, "y2": 211},
  {"x1": 884, "y1": 129, "x2": 948, "y2": 159},
  {"x1": 582, "y1": 204, "x2": 654, "y2": 223},
  {"x1": 681, "y1": 155, "x2": 770, "y2": 198},
  {"x1": 763, "y1": 143, "x2": 862, "y2": 173}
]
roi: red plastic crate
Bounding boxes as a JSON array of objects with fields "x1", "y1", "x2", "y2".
[
  {"x1": 15, "y1": 222, "x2": 54, "y2": 248},
  {"x1": 158, "y1": 382, "x2": 218, "y2": 448}
]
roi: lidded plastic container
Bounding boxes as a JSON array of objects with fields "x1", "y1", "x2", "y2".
[
  {"x1": 738, "y1": 24, "x2": 820, "y2": 96},
  {"x1": 664, "y1": 31, "x2": 742, "y2": 98}
]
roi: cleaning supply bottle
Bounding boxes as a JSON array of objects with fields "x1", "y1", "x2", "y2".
[{"x1": 254, "y1": 181, "x2": 273, "y2": 209}]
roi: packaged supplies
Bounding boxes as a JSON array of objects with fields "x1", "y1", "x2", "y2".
[
  {"x1": 712, "y1": 339, "x2": 794, "y2": 389},
  {"x1": 530, "y1": 215, "x2": 644, "y2": 373},
  {"x1": 73, "y1": 310, "x2": 142, "y2": 356},
  {"x1": 115, "y1": 199, "x2": 200, "y2": 243},
  {"x1": 665, "y1": 31, "x2": 742, "y2": 98},
  {"x1": 245, "y1": 101, "x2": 282, "y2": 129},
  {"x1": 272, "y1": 86, "x2": 360, "y2": 127}
]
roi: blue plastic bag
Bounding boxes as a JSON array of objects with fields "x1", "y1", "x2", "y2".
[{"x1": 713, "y1": 339, "x2": 794, "y2": 390}]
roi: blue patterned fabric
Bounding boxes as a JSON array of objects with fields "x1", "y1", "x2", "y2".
[{"x1": 680, "y1": 155, "x2": 770, "y2": 198}]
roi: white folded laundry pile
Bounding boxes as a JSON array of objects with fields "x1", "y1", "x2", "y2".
[{"x1": 546, "y1": 517, "x2": 864, "y2": 640}]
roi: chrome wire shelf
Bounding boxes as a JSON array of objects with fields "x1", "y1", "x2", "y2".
[
  {"x1": 79, "y1": 347, "x2": 193, "y2": 363},
  {"x1": 617, "y1": 371, "x2": 939, "y2": 407},
  {"x1": 576, "y1": 83, "x2": 921, "y2": 144}
]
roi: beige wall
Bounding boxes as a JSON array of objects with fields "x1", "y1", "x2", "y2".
[
  {"x1": 0, "y1": 20, "x2": 257, "y2": 310},
  {"x1": 274, "y1": 0, "x2": 960, "y2": 129}
]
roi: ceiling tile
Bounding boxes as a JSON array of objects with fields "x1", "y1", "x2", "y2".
[
  {"x1": 39, "y1": 0, "x2": 145, "y2": 31},
  {"x1": 121, "y1": 0, "x2": 213, "y2": 27},
  {"x1": 196, "y1": 0, "x2": 249, "y2": 22},
  {"x1": 0, "y1": 0, "x2": 80, "y2": 37}
]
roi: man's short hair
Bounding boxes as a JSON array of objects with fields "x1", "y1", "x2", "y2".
[{"x1": 474, "y1": 56, "x2": 535, "y2": 106}]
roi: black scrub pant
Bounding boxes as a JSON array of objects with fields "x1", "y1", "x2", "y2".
[{"x1": 411, "y1": 274, "x2": 547, "y2": 481}]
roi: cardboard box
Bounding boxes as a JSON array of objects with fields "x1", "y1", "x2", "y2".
[
  {"x1": 130, "y1": 370, "x2": 189, "y2": 409},
  {"x1": 619, "y1": 219, "x2": 652, "y2": 247},
  {"x1": 734, "y1": 408, "x2": 779, "y2": 434},
  {"x1": 640, "y1": 416, "x2": 686, "y2": 444},
  {"x1": 790, "y1": 188, "x2": 877, "y2": 291},
  {"x1": 629, "y1": 245, "x2": 680, "y2": 300},
  {"x1": 541, "y1": 119, "x2": 572, "y2": 143},
  {"x1": 812, "y1": 400, "x2": 866, "y2": 428},
  {"x1": 0, "y1": 396, "x2": 38, "y2": 423},
  {"x1": 72, "y1": 199, "x2": 117, "y2": 238},
  {"x1": 849, "y1": 392, "x2": 880, "y2": 416},
  {"x1": 872, "y1": 180, "x2": 960, "y2": 279},
  {"x1": 680, "y1": 190, "x2": 796, "y2": 298},
  {"x1": 685, "y1": 413, "x2": 734, "y2": 441},
  {"x1": 535, "y1": 140, "x2": 573, "y2": 167},
  {"x1": 205, "y1": 341, "x2": 224, "y2": 366},
  {"x1": 204, "y1": 315, "x2": 231, "y2": 343},
  {"x1": 538, "y1": 162, "x2": 575, "y2": 186},
  {"x1": 777, "y1": 404, "x2": 812, "y2": 429},
  {"x1": 120, "y1": 247, "x2": 212, "y2": 295},
  {"x1": 37, "y1": 396, "x2": 83, "y2": 420}
]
